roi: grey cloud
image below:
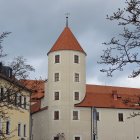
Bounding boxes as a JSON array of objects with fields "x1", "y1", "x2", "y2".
[{"x1": 1, "y1": 0, "x2": 137, "y2": 88}]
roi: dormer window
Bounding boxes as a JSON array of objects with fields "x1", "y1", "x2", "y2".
[
  {"x1": 55, "y1": 55, "x2": 60, "y2": 63},
  {"x1": 74, "y1": 55, "x2": 79, "y2": 63}
]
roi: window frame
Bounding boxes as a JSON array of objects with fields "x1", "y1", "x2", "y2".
[
  {"x1": 18, "y1": 123, "x2": 21, "y2": 137},
  {"x1": 74, "y1": 73, "x2": 80, "y2": 82},
  {"x1": 73, "y1": 135, "x2": 82, "y2": 140},
  {"x1": 54, "y1": 73, "x2": 60, "y2": 82},
  {"x1": 72, "y1": 110, "x2": 79, "y2": 120},
  {"x1": 54, "y1": 110, "x2": 59, "y2": 120},
  {"x1": 19, "y1": 95, "x2": 22, "y2": 107},
  {"x1": 24, "y1": 97, "x2": 26, "y2": 109},
  {"x1": 74, "y1": 55, "x2": 79, "y2": 64},
  {"x1": 118, "y1": 113, "x2": 124, "y2": 122},
  {"x1": 55, "y1": 55, "x2": 60, "y2": 63},
  {"x1": 74, "y1": 91, "x2": 80, "y2": 101},
  {"x1": 0, "y1": 118, "x2": 2, "y2": 135},
  {"x1": 96, "y1": 112, "x2": 99, "y2": 121},
  {"x1": 54, "y1": 136, "x2": 59, "y2": 140},
  {"x1": 6, "y1": 120, "x2": 10, "y2": 135},
  {"x1": 54, "y1": 91, "x2": 59, "y2": 100},
  {"x1": 23, "y1": 124, "x2": 26, "y2": 137}
]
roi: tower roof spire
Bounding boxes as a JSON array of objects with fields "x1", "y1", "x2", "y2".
[
  {"x1": 47, "y1": 27, "x2": 86, "y2": 55},
  {"x1": 65, "y1": 13, "x2": 70, "y2": 27}
]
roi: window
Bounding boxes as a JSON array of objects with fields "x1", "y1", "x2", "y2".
[
  {"x1": 75, "y1": 136, "x2": 80, "y2": 140},
  {"x1": 74, "y1": 55, "x2": 79, "y2": 63},
  {"x1": 0, "y1": 88, "x2": 3, "y2": 101},
  {"x1": 54, "y1": 137, "x2": 59, "y2": 140},
  {"x1": 7, "y1": 91, "x2": 10, "y2": 103},
  {"x1": 75, "y1": 73, "x2": 79, "y2": 82},
  {"x1": 24, "y1": 97, "x2": 26, "y2": 109},
  {"x1": 19, "y1": 96, "x2": 22, "y2": 107},
  {"x1": 73, "y1": 111, "x2": 79, "y2": 120},
  {"x1": 54, "y1": 92, "x2": 59, "y2": 100},
  {"x1": 74, "y1": 92, "x2": 79, "y2": 100},
  {"x1": 54, "y1": 111, "x2": 59, "y2": 120},
  {"x1": 23, "y1": 124, "x2": 26, "y2": 137},
  {"x1": 55, "y1": 55, "x2": 60, "y2": 63},
  {"x1": 15, "y1": 94, "x2": 17, "y2": 106},
  {"x1": 96, "y1": 112, "x2": 99, "y2": 121},
  {"x1": 118, "y1": 113, "x2": 123, "y2": 122},
  {"x1": 6, "y1": 121, "x2": 10, "y2": 135},
  {"x1": 0, "y1": 119, "x2": 2, "y2": 135},
  {"x1": 54, "y1": 73, "x2": 59, "y2": 82},
  {"x1": 18, "y1": 123, "x2": 21, "y2": 136}
]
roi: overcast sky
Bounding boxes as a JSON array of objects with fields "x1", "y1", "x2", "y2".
[{"x1": 0, "y1": 0, "x2": 140, "y2": 88}]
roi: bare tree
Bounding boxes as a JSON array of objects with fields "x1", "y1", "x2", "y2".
[
  {"x1": 0, "y1": 32, "x2": 11, "y2": 58},
  {"x1": 0, "y1": 33, "x2": 36, "y2": 139},
  {"x1": 99, "y1": 0, "x2": 140, "y2": 78}
]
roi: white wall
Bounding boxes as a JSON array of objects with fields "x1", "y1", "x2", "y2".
[
  {"x1": 46, "y1": 50, "x2": 91, "y2": 140},
  {"x1": 96, "y1": 108, "x2": 140, "y2": 140}
]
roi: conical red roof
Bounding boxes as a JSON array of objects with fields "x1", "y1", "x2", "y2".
[{"x1": 48, "y1": 27, "x2": 86, "y2": 55}]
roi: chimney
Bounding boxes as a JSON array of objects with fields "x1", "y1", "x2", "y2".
[{"x1": 112, "y1": 90, "x2": 118, "y2": 100}]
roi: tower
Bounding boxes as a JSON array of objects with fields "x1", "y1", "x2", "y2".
[{"x1": 46, "y1": 24, "x2": 91, "y2": 140}]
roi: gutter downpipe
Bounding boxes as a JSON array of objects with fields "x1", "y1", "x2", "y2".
[
  {"x1": 92, "y1": 107, "x2": 98, "y2": 140},
  {"x1": 91, "y1": 107, "x2": 93, "y2": 140}
]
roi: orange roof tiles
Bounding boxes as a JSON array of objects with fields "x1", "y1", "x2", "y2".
[
  {"x1": 48, "y1": 27, "x2": 86, "y2": 55},
  {"x1": 20, "y1": 79, "x2": 45, "y2": 100},
  {"x1": 76, "y1": 85, "x2": 140, "y2": 109}
]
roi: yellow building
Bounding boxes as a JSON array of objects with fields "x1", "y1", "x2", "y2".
[{"x1": 0, "y1": 64, "x2": 31, "y2": 140}]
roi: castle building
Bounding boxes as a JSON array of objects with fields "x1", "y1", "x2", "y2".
[
  {"x1": 0, "y1": 63, "x2": 31, "y2": 140},
  {"x1": 31, "y1": 25, "x2": 140, "y2": 140}
]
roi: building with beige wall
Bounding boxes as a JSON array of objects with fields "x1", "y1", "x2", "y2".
[
  {"x1": 0, "y1": 64, "x2": 31, "y2": 140},
  {"x1": 31, "y1": 25, "x2": 140, "y2": 140}
]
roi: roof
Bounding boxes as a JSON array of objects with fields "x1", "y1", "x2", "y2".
[
  {"x1": 20, "y1": 79, "x2": 45, "y2": 100},
  {"x1": 21, "y1": 79, "x2": 46, "y2": 114},
  {"x1": 47, "y1": 27, "x2": 86, "y2": 55},
  {"x1": 29, "y1": 82, "x2": 140, "y2": 114},
  {"x1": 75, "y1": 85, "x2": 140, "y2": 109}
]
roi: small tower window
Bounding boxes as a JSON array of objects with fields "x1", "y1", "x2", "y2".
[
  {"x1": 54, "y1": 73, "x2": 59, "y2": 82},
  {"x1": 75, "y1": 73, "x2": 79, "y2": 82},
  {"x1": 73, "y1": 111, "x2": 79, "y2": 120},
  {"x1": 96, "y1": 112, "x2": 99, "y2": 121},
  {"x1": 55, "y1": 55, "x2": 60, "y2": 63},
  {"x1": 74, "y1": 55, "x2": 79, "y2": 63},
  {"x1": 118, "y1": 113, "x2": 123, "y2": 122},
  {"x1": 75, "y1": 137, "x2": 80, "y2": 140},
  {"x1": 54, "y1": 111, "x2": 59, "y2": 120},
  {"x1": 54, "y1": 137, "x2": 59, "y2": 140},
  {"x1": 74, "y1": 92, "x2": 79, "y2": 100},
  {"x1": 54, "y1": 92, "x2": 59, "y2": 100}
]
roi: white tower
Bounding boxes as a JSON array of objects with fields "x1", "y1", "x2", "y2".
[{"x1": 47, "y1": 23, "x2": 91, "y2": 140}]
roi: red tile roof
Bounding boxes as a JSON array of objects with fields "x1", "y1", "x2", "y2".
[
  {"x1": 47, "y1": 27, "x2": 86, "y2": 55},
  {"x1": 20, "y1": 79, "x2": 46, "y2": 114},
  {"x1": 26, "y1": 80, "x2": 140, "y2": 113},
  {"x1": 75, "y1": 85, "x2": 140, "y2": 109},
  {"x1": 20, "y1": 79, "x2": 45, "y2": 100}
]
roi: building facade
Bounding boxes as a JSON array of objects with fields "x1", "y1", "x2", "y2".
[
  {"x1": 0, "y1": 64, "x2": 31, "y2": 140},
  {"x1": 31, "y1": 26, "x2": 140, "y2": 140}
]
